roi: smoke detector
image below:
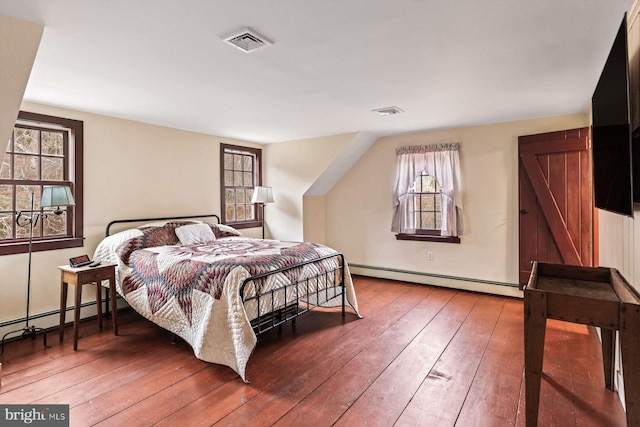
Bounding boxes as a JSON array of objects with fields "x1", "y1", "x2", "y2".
[
  {"x1": 222, "y1": 27, "x2": 273, "y2": 52},
  {"x1": 372, "y1": 106, "x2": 404, "y2": 116}
]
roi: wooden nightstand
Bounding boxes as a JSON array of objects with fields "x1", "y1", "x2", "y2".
[{"x1": 58, "y1": 263, "x2": 119, "y2": 350}]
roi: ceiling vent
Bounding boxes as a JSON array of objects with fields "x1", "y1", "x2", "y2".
[
  {"x1": 372, "y1": 106, "x2": 404, "y2": 116},
  {"x1": 222, "y1": 27, "x2": 273, "y2": 52}
]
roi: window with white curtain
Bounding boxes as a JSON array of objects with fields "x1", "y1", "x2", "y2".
[{"x1": 392, "y1": 143, "x2": 463, "y2": 243}]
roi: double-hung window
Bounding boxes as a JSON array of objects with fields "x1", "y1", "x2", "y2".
[
  {"x1": 0, "y1": 111, "x2": 83, "y2": 255},
  {"x1": 392, "y1": 143, "x2": 463, "y2": 243},
  {"x1": 412, "y1": 172, "x2": 444, "y2": 235},
  {"x1": 220, "y1": 144, "x2": 262, "y2": 229}
]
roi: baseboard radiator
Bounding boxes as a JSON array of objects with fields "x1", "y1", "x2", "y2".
[
  {"x1": 349, "y1": 264, "x2": 522, "y2": 298},
  {"x1": 0, "y1": 297, "x2": 128, "y2": 344}
]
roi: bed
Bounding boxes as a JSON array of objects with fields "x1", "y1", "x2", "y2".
[{"x1": 93, "y1": 214, "x2": 360, "y2": 381}]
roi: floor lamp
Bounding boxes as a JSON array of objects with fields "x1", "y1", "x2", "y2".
[
  {"x1": 251, "y1": 186, "x2": 274, "y2": 239},
  {"x1": 1, "y1": 185, "x2": 75, "y2": 355}
]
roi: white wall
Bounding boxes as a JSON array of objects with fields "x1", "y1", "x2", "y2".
[
  {"x1": 324, "y1": 113, "x2": 589, "y2": 296},
  {"x1": 598, "y1": 209, "x2": 636, "y2": 280},
  {"x1": 0, "y1": 102, "x2": 261, "y2": 336},
  {"x1": 597, "y1": 206, "x2": 640, "y2": 408}
]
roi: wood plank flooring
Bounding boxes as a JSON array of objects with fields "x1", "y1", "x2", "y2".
[{"x1": 0, "y1": 276, "x2": 627, "y2": 426}]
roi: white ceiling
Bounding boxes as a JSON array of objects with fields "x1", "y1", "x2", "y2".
[{"x1": 0, "y1": 0, "x2": 635, "y2": 143}]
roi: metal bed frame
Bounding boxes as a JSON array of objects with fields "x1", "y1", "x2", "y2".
[
  {"x1": 241, "y1": 252, "x2": 346, "y2": 335},
  {"x1": 104, "y1": 214, "x2": 347, "y2": 336}
]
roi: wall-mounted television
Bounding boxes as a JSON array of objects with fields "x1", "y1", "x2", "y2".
[{"x1": 592, "y1": 13, "x2": 633, "y2": 217}]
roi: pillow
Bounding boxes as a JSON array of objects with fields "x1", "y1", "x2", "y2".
[
  {"x1": 116, "y1": 225, "x2": 183, "y2": 264},
  {"x1": 215, "y1": 223, "x2": 243, "y2": 238},
  {"x1": 93, "y1": 228, "x2": 143, "y2": 265},
  {"x1": 175, "y1": 223, "x2": 217, "y2": 245}
]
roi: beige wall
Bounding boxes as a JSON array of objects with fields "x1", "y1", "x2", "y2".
[
  {"x1": 264, "y1": 133, "x2": 357, "y2": 242},
  {"x1": 0, "y1": 15, "x2": 42, "y2": 157},
  {"x1": 324, "y1": 113, "x2": 589, "y2": 295},
  {"x1": 0, "y1": 102, "x2": 261, "y2": 334},
  {"x1": 303, "y1": 195, "x2": 326, "y2": 243}
]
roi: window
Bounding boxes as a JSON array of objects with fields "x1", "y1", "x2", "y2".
[
  {"x1": 412, "y1": 172, "x2": 443, "y2": 234},
  {"x1": 220, "y1": 144, "x2": 262, "y2": 229},
  {"x1": 392, "y1": 143, "x2": 462, "y2": 243},
  {"x1": 0, "y1": 111, "x2": 83, "y2": 255}
]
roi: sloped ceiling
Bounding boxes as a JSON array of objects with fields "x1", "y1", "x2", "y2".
[
  {"x1": 0, "y1": 15, "x2": 42, "y2": 155},
  {"x1": 0, "y1": 0, "x2": 634, "y2": 143}
]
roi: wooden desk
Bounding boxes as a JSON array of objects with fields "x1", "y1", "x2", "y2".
[
  {"x1": 59, "y1": 263, "x2": 119, "y2": 350},
  {"x1": 524, "y1": 262, "x2": 640, "y2": 426}
]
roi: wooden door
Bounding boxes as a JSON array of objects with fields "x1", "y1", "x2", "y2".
[{"x1": 518, "y1": 128, "x2": 594, "y2": 288}]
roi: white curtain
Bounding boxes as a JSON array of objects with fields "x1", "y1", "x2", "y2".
[{"x1": 391, "y1": 143, "x2": 463, "y2": 236}]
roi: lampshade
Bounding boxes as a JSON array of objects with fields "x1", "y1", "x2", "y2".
[
  {"x1": 251, "y1": 186, "x2": 274, "y2": 204},
  {"x1": 41, "y1": 185, "x2": 76, "y2": 210}
]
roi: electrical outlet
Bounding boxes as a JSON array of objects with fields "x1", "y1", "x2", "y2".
[{"x1": 427, "y1": 251, "x2": 434, "y2": 261}]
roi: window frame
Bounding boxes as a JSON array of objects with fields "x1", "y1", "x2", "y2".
[
  {"x1": 412, "y1": 172, "x2": 443, "y2": 231},
  {"x1": 219, "y1": 143, "x2": 262, "y2": 229},
  {"x1": 395, "y1": 171, "x2": 460, "y2": 244},
  {"x1": 0, "y1": 111, "x2": 84, "y2": 255}
]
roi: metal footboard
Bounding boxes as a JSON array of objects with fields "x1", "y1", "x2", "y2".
[{"x1": 239, "y1": 253, "x2": 346, "y2": 335}]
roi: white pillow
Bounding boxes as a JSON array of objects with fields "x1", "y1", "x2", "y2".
[
  {"x1": 93, "y1": 228, "x2": 143, "y2": 264},
  {"x1": 175, "y1": 223, "x2": 216, "y2": 245}
]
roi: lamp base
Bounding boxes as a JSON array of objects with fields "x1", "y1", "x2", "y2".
[{"x1": 0, "y1": 325, "x2": 47, "y2": 356}]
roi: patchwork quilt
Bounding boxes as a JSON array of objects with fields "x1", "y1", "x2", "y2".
[{"x1": 93, "y1": 221, "x2": 360, "y2": 381}]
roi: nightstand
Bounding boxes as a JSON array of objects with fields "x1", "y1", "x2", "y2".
[{"x1": 58, "y1": 263, "x2": 119, "y2": 350}]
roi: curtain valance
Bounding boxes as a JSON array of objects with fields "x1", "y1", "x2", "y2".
[{"x1": 396, "y1": 143, "x2": 460, "y2": 155}]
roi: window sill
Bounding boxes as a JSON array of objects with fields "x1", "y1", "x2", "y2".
[
  {"x1": 226, "y1": 220, "x2": 262, "y2": 230},
  {"x1": 0, "y1": 237, "x2": 84, "y2": 256},
  {"x1": 395, "y1": 234, "x2": 461, "y2": 244}
]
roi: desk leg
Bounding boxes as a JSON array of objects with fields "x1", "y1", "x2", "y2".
[
  {"x1": 95, "y1": 282, "x2": 103, "y2": 330},
  {"x1": 601, "y1": 328, "x2": 616, "y2": 390},
  {"x1": 109, "y1": 277, "x2": 118, "y2": 336},
  {"x1": 59, "y1": 280, "x2": 68, "y2": 343},
  {"x1": 524, "y1": 291, "x2": 547, "y2": 427},
  {"x1": 620, "y1": 303, "x2": 640, "y2": 426},
  {"x1": 73, "y1": 282, "x2": 82, "y2": 351}
]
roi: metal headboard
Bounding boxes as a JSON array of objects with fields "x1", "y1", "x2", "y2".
[{"x1": 105, "y1": 214, "x2": 221, "y2": 237}]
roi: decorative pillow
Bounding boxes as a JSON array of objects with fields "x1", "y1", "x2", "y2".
[
  {"x1": 175, "y1": 223, "x2": 217, "y2": 245},
  {"x1": 116, "y1": 224, "x2": 184, "y2": 265}
]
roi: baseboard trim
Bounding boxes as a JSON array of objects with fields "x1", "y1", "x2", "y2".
[
  {"x1": 349, "y1": 264, "x2": 523, "y2": 298},
  {"x1": 0, "y1": 297, "x2": 128, "y2": 344}
]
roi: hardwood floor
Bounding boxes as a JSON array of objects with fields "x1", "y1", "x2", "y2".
[{"x1": 0, "y1": 276, "x2": 627, "y2": 426}]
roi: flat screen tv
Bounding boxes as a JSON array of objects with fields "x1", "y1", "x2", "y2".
[{"x1": 592, "y1": 13, "x2": 633, "y2": 217}]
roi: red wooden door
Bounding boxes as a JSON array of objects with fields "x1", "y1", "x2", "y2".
[{"x1": 518, "y1": 128, "x2": 594, "y2": 288}]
